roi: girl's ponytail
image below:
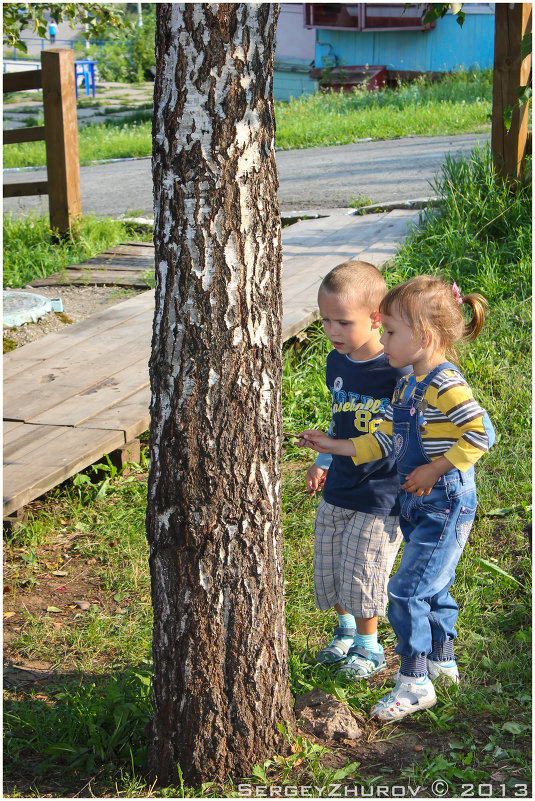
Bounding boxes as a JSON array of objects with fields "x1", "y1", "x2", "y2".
[{"x1": 461, "y1": 293, "x2": 488, "y2": 341}]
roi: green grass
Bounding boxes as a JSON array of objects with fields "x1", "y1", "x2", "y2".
[
  {"x1": 3, "y1": 68, "x2": 493, "y2": 168},
  {"x1": 3, "y1": 212, "x2": 153, "y2": 288},
  {"x1": 276, "y1": 69, "x2": 493, "y2": 150},
  {"x1": 3, "y1": 117, "x2": 153, "y2": 168},
  {"x1": 3, "y1": 146, "x2": 531, "y2": 797}
]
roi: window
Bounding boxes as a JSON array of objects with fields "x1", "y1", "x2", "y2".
[{"x1": 303, "y1": 4, "x2": 435, "y2": 32}]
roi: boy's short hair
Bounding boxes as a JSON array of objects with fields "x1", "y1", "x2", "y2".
[{"x1": 319, "y1": 260, "x2": 386, "y2": 312}]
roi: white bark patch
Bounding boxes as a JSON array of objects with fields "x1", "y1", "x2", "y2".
[
  {"x1": 244, "y1": 578, "x2": 257, "y2": 625},
  {"x1": 199, "y1": 562, "x2": 210, "y2": 591},
  {"x1": 227, "y1": 524, "x2": 238, "y2": 539},
  {"x1": 253, "y1": 544, "x2": 264, "y2": 575},
  {"x1": 233, "y1": 327, "x2": 243, "y2": 346},
  {"x1": 224, "y1": 234, "x2": 241, "y2": 329},
  {"x1": 259, "y1": 369, "x2": 274, "y2": 422}
]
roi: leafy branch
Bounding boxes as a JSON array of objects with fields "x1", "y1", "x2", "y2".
[
  {"x1": 2, "y1": 3, "x2": 131, "y2": 53},
  {"x1": 504, "y1": 32, "x2": 532, "y2": 132}
]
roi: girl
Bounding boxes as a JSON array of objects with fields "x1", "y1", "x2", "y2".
[{"x1": 298, "y1": 275, "x2": 495, "y2": 721}]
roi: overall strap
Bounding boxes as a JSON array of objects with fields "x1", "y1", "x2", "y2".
[{"x1": 412, "y1": 361, "x2": 458, "y2": 402}]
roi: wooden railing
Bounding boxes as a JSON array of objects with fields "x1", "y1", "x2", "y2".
[{"x1": 3, "y1": 49, "x2": 81, "y2": 233}]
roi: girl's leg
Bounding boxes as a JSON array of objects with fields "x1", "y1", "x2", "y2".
[
  {"x1": 427, "y1": 498, "x2": 476, "y2": 681},
  {"x1": 387, "y1": 500, "x2": 468, "y2": 674}
]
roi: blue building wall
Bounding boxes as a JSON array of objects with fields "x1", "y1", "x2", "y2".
[
  {"x1": 274, "y1": 57, "x2": 318, "y2": 101},
  {"x1": 315, "y1": 10, "x2": 495, "y2": 73}
]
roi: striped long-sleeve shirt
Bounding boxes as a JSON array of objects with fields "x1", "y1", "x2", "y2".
[{"x1": 350, "y1": 368, "x2": 493, "y2": 472}]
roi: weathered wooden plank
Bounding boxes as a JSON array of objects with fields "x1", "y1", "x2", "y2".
[
  {"x1": 3, "y1": 126, "x2": 46, "y2": 145},
  {"x1": 3, "y1": 69, "x2": 43, "y2": 92},
  {"x1": 28, "y1": 358, "x2": 151, "y2": 427},
  {"x1": 4, "y1": 305, "x2": 152, "y2": 377},
  {"x1": 282, "y1": 307, "x2": 321, "y2": 342},
  {"x1": 3, "y1": 181, "x2": 49, "y2": 198},
  {"x1": 3, "y1": 425, "x2": 125, "y2": 517},
  {"x1": 4, "y1": 422, "x2": 71, "y2": 461},
  {"x1": 4, "y1": 334, "x2": 151, "y2": 421},
  {"x1": 102, "y1": 243, "x2": 155, "y2": 255},
  {"x1": 29, "y1": 270, "x2": 155, "y2": 288},
  {"x1": 67, "y1": 256, "x2": 155, "y2": 270},
  {"x1": 3, "y1": 420, "x2": 24, "y2": 436},
  {"x1": 3, "y1": 290, "x2": 155, "y2": 378},
  {"x1": 79, "y1": 385, "x2": 151, "y2": 441}
]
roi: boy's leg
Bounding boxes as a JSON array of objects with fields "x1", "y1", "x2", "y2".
[
  {"x1": 338, "y1": 512, "x2": 402, "y2": 679},
  {"x1": 314, "y1": 500, "x2": 356, "y2": 663}
]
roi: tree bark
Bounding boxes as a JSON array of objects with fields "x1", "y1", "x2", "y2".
[{"x1": 146, "y1": 3, "x2": 294, "y2": 787}]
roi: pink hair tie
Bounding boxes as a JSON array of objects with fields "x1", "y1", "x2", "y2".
[{"x1": 452, "y1": 282, "x2": 463, "y2": 304}]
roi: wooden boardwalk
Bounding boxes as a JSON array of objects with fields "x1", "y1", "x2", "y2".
[{"x1": 4, "y1": 209, "x2": 419, "y2": 516}]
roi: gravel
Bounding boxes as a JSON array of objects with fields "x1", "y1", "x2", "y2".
[{"x1": 3, "y1": 285, "x2": 146, "y2": 349}]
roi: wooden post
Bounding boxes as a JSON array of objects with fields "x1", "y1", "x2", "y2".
[
  {"x1": 491, "y1": 3, "x2": 532, "y2": 182},
  {"x1": 41, "y1": 49, "x2": 82, "y2": 232}
]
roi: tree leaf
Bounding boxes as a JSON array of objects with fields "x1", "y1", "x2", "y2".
[
  {"x1": 472, "y1": 556, "x2": 524, "y2": 588},
  {"x1": 46, "y1": 606, "x2": 64, "y2": 613},
  {"x1": 502, "y1": 721, "x2": 524, "y2": 735},
  {"x1": 521, "y1": 32, "x2": 532, "y2": 61},
  {"x1": 487, "y1": 505, "x2": 519, "y2": 517},
  {"x1": 517, "y1": 85, "x2": 532, "y2": 106}
]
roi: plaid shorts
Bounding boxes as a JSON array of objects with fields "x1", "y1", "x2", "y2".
[{"x1": 313, "y1": 498, "x2": 402, "y2": 618}]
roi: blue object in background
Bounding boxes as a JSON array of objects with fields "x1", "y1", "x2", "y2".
[
  {"x1": 74, "y1": 59, "x2": 97, "y2": 98},
  {"x1": 314, "y1": 8, "x2": 495, "y2": 73}
]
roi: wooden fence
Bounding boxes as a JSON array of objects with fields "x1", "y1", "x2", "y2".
[{"x1": 3, "y1": 48, "x2": 81, "y2": 233}]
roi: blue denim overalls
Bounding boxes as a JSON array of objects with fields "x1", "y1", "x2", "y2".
[{"x1": 387, "y1": 362, "x2": 480, "y2": 660}]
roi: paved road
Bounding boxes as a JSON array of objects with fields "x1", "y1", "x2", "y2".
[{"x1": 3, "y1": 132, "x2": 490, "y2": 219}]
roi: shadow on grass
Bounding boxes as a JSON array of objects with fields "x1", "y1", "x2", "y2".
[{"x1": 3, "y1": 664, "x2": 152, "y2": 797}]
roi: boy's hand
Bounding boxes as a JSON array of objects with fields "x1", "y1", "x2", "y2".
[
  {"x1": 401, "y1": 457, "x2": 452, "y2": 496},
  {"x1": 306, "y1": 464, "x2": 327, "y2": 495},
  {"x1": 297, "y1": 430, "x2": 356, "y2": 457}
]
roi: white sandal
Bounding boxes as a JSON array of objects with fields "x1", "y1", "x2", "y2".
[{"x1": 371, "y1": 674, "x2": 437, "y2": 722}]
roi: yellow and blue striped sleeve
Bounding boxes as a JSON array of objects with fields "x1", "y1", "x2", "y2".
[
  {"x1": 426, "y1": 373, "x2": 491, "y2": 471},
  {"x1": 349, "y1": 411, "x2": 394, "y2": 465}
]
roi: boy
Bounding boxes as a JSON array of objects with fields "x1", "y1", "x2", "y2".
[{"x1": 308, "y1": 260, "x2": 409, "y2": 678}]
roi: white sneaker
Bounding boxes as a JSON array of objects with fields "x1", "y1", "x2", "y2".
[
  {"x1": 371, "y1": 674, "x2": 437, "y2": 722},
  {"x1": 427, "y1": 658, "x2": 460, "y2": 684}
]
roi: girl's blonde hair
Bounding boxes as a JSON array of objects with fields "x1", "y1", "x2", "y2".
[{"x1": 380, "y1": 275, "x2": 487, "y2": 360}]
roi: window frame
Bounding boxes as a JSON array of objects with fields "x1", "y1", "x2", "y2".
[{"x1": 303, "y1": 3, "x2": 435, "y2": 33}]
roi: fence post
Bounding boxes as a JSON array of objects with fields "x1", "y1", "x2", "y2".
[
  {"x1": 41, "y1": 48, "x2": 81, "y2": 233},
  {"x1": 491, "y1": 3, "x2": 532, "y2": 182}
]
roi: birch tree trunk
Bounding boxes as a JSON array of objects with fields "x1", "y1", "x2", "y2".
[{"x1": 146, "y1": 3, "x2": 294, "y2": 787}]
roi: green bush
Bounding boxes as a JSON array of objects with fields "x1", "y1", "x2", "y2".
[{"x1": 76, "y1": 10, "x2": 155, "y2": 84}]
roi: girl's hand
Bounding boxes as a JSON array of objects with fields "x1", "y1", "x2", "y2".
[
  {"x1": 297, "y1": 430, "x2": 333, "y2": 453},
  {"x1": 297, "y1": 431, "x2": 356, "y2": 457},
  {"x1": 402, "y1": 458, "x2": 451, "y2": 496}
]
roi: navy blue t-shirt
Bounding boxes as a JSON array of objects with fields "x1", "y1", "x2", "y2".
[{"x1": 318, "y1": 350, "x2": 409, "y2": 515}]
